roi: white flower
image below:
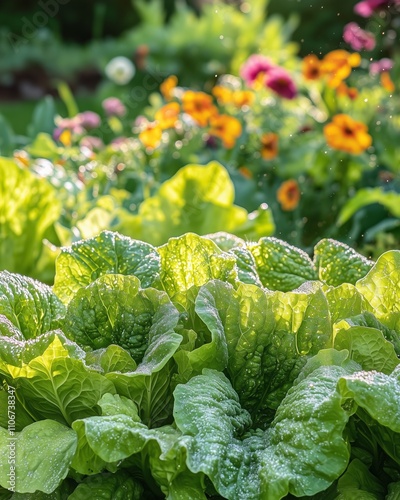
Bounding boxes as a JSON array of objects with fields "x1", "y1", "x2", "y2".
[{"x1": 105, "y1": 56, "x2": 135, "y2": 85}]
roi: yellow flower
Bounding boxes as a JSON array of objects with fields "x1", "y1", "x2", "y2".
[
  {"x1": 381, "y1": 72, "x2": 395, "y2": 92},
  {"x1": 302, "y1": 54, "x2": 322, "y2": 81},
  {"x1": 209, "y1": 114, "x2": 242, "y2": 148},
  {"x1": 59, "y1": 129, "x2": 72, "y2": 147},
  {"x1": 155, "y1": 102, "x2": 180, "y2": 130},
  {"x1": 160, "y1": 75, "x2": 178, "y2": 101},
  {"x1": 321, "y1": 50, "x2": 361, "y2": 88},
  {"x1": 260, "y1": 132, "x2": 279, "y2": 160},
  {"x1": 139, "y1": 123, "x2": 162, "y2": 149},
  {"x1": 182, "y1": 90, "x2": 218, "y2": 127},
  {"x1": 232, "y1": 90, "x2": 254, "y2": 108},
  {"x1": 212, "y1": 85, "x2": 234, "y2": 104},
  {"x1": 323, "y1": 114, "x2": 372, "y2": 154},
  {"x1": 277, "y1": 180, "x2": 301, "y2": 211}
]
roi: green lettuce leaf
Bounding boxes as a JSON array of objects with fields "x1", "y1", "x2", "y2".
[
  {"x1": 0, "y1": 333, "x2": 115, "y2": 425},
  {"x1": 387, "y1": 482, "x2": 400, "y2": 499},
  {"x1": 356, "y1": 251, "x2": 400, "y2": 332},
  {"x1": 0, "y1": 158, "x2": 61, "y2": 278},
  {"x1": 123, "y1": 161, "x2": 274, "y2": 246},
  {"x1": 192, "y1": 280, "x2": 332, "y2": 426},
  {"x1": 0, "y1": 272, "x2": 65, "y2": 339},
  {"x1": 314, "y1": 239, "x2": 373, "y2": 286},
  {"x1": 324, "y1": 283, "x2": 366, "y2": 325},
  {"x1": 158, "y1": 233, "x2": 237, "y2": 309},
  {"x1": 173, "y1": 359, "x2": 354, "y2": 500},
  {"x1": 247, "y1": 237, "x2": 317, "y2": 291},
  {"x1": 53, "y1": 231, "x2": 160, "y2": 304},
  {"x1": 0, "y1": 420, "x2": 77, "y2": 494},
  {"x1": 67, "y1": 471, "x2": 143, "y2": 500}
]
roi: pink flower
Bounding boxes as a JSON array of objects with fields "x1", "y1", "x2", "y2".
[
  {"x1": 265, "y1": 67, "x2": 297, "y2": 99},
  {"x1": 102, "y1": 97, "x2": 127, "y2": 117},
  {"x1": 343, "y1": 22, "x2": 376, "y2": 51},
  {"x1": 370, "y1": 58, "x2": 394, "y2": 74},
  {"x1": 77, "y1": 111, "x2": 101, "y2": 130},
  {"x1": 354, "y1": 0, "x2": 390, "y2": 17},
  {"x1": 240, "y1": 55, "x2": 275, "y2": 86},
  {"x1": 80, "y1": 136, "x2": 104, "y2": 151}
]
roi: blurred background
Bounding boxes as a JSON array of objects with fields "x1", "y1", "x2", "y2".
[{"x1": 0, "y1": 0, "x2": 357, "y2": 133}]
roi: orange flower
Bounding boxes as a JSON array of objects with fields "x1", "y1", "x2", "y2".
[
  {"x1": 381, "y1": 72, "x2": 395, "y2": 92},
  {"x1": 160, "y1": 75, "x2": 178, "y2": 101},
  {"x1": 260, "y1": 132, "x2": 278, "y2": 160},
  {"x1": 232, "y1": 90, "x2": 254, "y2": 108},
  {"x1": 336, "y1": 82, "x2": 359, "y2": 100},
  {"x1": 155, "y1": 102, "x2": 180, "y2": 129},
  {"x1": 209, "y1": 114, "x2": 242, "y2": 148},
  {"x1": 323, "y1": 114, "x2": 372, "y2": 154},
  {"x1": 302, "y1": 54, "x2": 322, "y2": 80},
  {"x1": 321, "y1": 50, "x2": 361, "y2": 88},
  {"x1": 212, "y1": 85, "x2": 233, "y2": 104},
  {"x1": 182, "y1": 90, "x2": 218, "y2": 126},
  {"x1": 277, "y1": 180, "x2": 300, "y2": 211},
  {"x1": 139, "y1": 123, "x2": 162, "y2": 149},
  {"x1": 238, "y1": 166, "x2": 253, "y2": 179}
]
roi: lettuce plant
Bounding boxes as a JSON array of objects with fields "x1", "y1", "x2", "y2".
[{"x1": 0, "y1": 231, "x2": 400, "y2": 499}]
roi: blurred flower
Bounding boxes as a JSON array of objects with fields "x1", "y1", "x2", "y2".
[
  {"x1": 260, "y1": 132, "x2": 279, "y2": 160},
  {"x1": 155, "y1": 102, "x2": 180, "y2": 129},
  {"x1": 77, "y1": 111, "x2": 101, "y2": 130},
  {"x1": 232, "y1": 90, "x2": 255, "y2": 108},
  {"x1": 240, "y1": 54, "x2": 274, "y2": 87},
  {"x1": 102, "y1": 97, "x2": 127, "y2": 117},
  {"x1": 238, "y1": 166, "x2": 253, "y2": 179},
  {"x1": 370, "y1": 58, "x2": 394, "y2": 74},
  {"x1": 105, "y1": 56, "x2": 135, "y2": 85},
  {"x1": 13, "y1": 150, "x2": 30, "y2": 167},
  {"x1": 323, "y1": 114, "x2": 372, "y2": 154},
  {"x1": 182, "y1": 90, "x2": 218, "y2": 126},
  {"x1": 302, "y1": 55, "x2": 322, "y2": 80},
  {"x1": 343, "y1": 22, "x2": 376, "y2": 51},
  {"x1": 212, "y1": 85, "x2": 234, "y2": 104},
  {"x1": 55, "y1": 116, "x2": 84, "y2": 135},
  {"x1": 354, "y1": 0, "x2": 390, "y2": 17},
  {"x1": 321, "y1": 50, "x2": 361, "y2": 88},
  {"x1": 265, "y1": 67, "x2": 297, "y2": 99},
  {"x1": 160, "y1": 76, "x2": 178, "y2": 101},
  {"x1": 336, "y1": 82, "x2": 359, "y2": 100},
  {"x1": 277, "y1": 180, "x2": 300, "y2": 211},
  {"x1": 80, "y1": 136, "x2": 104, "y2": 151},
  {"x1": 209, "y1": 114, "x2": 242, "y2": 148},
  {"x1": 59, "y1": 129, "x2": 72, "y2": 147},
  {"x1": 139, "y1": 123, "x2": 162, "y2": 149},
  {"x1": 381, "y1": 71, "x2": 395, "y2": 92}
]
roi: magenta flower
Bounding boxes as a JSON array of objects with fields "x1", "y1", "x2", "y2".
[
  {"x1": 240, "y1": 54, "x2": 275, "y2": 86},
  {"x1": 343, "y1": 22, "x2": 376, "y2": 51},
  {"x1": 102, "y1": 97, "x2": 127, "y2": 117},
  {"x1": 77, "y1": 111, "x2": 101, "y2": 130},
  {"x1": 265, "y1": 67, "x2": 297, "y2": 100},
  {"x1": 354, "y1": 0, "x2": 390, "y2": 17},
  {"x1": 370, "y1": 57, "x2": 394, "y2": 74}
]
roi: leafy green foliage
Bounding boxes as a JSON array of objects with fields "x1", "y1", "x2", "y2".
[{"x1": 0, "y1": 232, "x2": 399, "y2": 498}]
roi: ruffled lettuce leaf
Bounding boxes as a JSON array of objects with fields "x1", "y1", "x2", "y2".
[
  {"x1": 53, "y1": 231, "x2": 161, "y2": 304},
  {"x1": 0, "y1": 420, "x2": 77, "y2": 494},
  {"x1": 0, "y1": 333, "x2": 115, "y2": 425},
  {"x1": 158, "y1": 233, "x2": 238, "y2": 309},
  {"x1": 314, "y1": 239, "x2": 373, "y2": 287},
  {"x1": 247, "y1": 237, "x2": 317, "y2": 291},
  {"x1": 0, "y1": 272, "x2": 65, "y2": 339},
  {"x1": 67, "y1": 471, "x2": 143, "y2": 500},
  {"x1": 188, "y1": 279, "x2": 332, "y2": 426}
]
